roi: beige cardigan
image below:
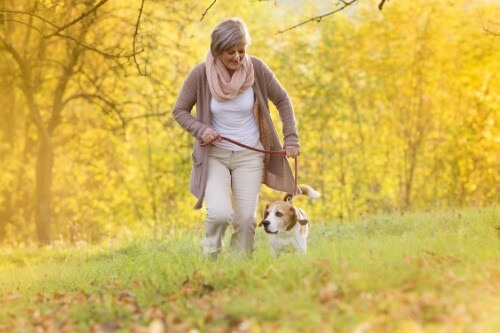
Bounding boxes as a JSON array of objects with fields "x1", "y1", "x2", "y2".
[{"x1": 173, "y1": 56, "x2": 300, "y2": 209}]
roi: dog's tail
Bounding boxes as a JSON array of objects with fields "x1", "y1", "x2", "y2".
[{"x1": 283, "y1": 184, "x2": 321, "y2": 202}]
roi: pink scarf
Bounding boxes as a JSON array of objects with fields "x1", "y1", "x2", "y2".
[{"x1": 205, "y1": 51, "x2": 254, "y2": 102}]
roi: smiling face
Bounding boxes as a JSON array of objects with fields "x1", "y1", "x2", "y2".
[
  {"x1": 259, "y1": 202, "x2": 296, "y2": 234},
  {"x1": 219, "y1": 41, "x2": 247, "y2": 76}
]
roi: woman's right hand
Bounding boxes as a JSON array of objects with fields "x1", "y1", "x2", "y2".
[{"x1": 201, "y1": 127, "x2": 221, "y2": 144}]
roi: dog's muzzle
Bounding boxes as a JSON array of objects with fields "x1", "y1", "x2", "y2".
[{"x1": 260, "y1": 220, "x2": 278, "y2": 234}]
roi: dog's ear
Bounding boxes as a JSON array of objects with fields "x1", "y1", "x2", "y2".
[
  {"x1": 258, "y1": 204, "x2": 270, "y2": 227},
  {"x1": 295, "y1": 207, "x2": 309, "y2": 226},
  {"x1": 286, "y1": 206, "x2": 297, "y2": 231},
  {"x1": 283, "y1": 193, "x2": 293, "y2": 202}
]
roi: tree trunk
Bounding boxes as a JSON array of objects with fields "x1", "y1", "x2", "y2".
[
  {"x1": 404, "y1": 144, "x2": 418, "y2": 209},
  {"x1": 35, "y1": 132, "x2": 54, "y2": 245}
]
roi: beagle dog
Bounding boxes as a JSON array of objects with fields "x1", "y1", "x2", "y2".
[{"x1": 259, "y1": 185, "x2": 321, "y2": 254}]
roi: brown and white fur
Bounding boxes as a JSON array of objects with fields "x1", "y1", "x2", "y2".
[{"x1": 259, "y1": 185, "x2": 321, "y2": 254}]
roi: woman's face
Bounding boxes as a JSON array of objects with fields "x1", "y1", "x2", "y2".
[{"x1": 220, "y1": 41, "x2": 247, "y2": 75}]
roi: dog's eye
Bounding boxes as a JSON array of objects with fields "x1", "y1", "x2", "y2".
[{"x1": 276, "y1": 212, "x2": 283, "y2": 217}]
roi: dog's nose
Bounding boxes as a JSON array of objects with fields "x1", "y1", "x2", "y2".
[{"x1": 261, "y1": 220, "x2": 270, "y2": 227}]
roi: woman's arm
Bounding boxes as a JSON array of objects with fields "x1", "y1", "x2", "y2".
[
  {"x1": 172, "y1": 66, "x2": 209, "y2": 140},
  {"x1": 262, "y1": 61, "x2": 300, "y2": 149}
]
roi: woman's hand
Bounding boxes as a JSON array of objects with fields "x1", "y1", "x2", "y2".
[
  {"x1": 201, "y1": 127, "x2": 221, "y2": 144},
  {"x1": 285, "y1": 146, "x2": 301, "y2": 158}
]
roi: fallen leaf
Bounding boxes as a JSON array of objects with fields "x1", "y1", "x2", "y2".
[
  {"x1": 148, "y1": 318, "x2": 166, "y2": 333},
  {"x1": 0, "y1": 294, "x2": 22, "y2": 302},
  {"x1": 91, "y1": 320, "x2": 121, "y2": 333},
  {"x1": 318, "y1": 283, "x2": 340, "y2": 304}
]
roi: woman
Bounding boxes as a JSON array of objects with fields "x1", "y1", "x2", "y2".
[{"x1": 173, "y1": 17, "x2": 300, "y2": 257}]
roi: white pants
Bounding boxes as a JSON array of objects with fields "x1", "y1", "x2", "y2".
[{"x1": 203, "y1": 143, "x2": 264, "y2": 255}]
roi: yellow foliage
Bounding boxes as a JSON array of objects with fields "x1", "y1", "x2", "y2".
[{"x1": 0, "y1": 0, "x2": 498, "y2": 243}]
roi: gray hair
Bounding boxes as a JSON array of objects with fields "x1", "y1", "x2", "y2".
[{"x1": 210, "y1": 18, "x2": 251, "y2": 56}]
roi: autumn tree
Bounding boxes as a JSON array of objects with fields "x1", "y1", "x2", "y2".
[
  {"x1": 0, "y1": 0, "x2": 143, "y2": 244},
  {"x1": 0, "y1": 0, "x2": 497, "y2": 245}
]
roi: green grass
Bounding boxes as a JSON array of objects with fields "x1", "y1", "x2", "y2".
[{"x1": 1, "y1": 207, "x2": 499, "y2": 332}]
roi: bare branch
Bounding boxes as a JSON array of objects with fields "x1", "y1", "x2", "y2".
[
  {"x1": 56, "y1": 32, "x2": 140, "y2": 58},
  {"x1": 0, "y1": 35, "x2": 47, "y2": 131},
  {"x1": 0, "y1": 10, "x2": 59, "y2": 28},
  {"x1": 109, "y1": 111, "x2": 170, "y2": 132},
  {"x1": 478, "y1": 10, "x2": 499, "y2": 37},
  {"x1": 45, "y1": 0, "x2": 109, "y2": 38},
  {"x1": 200, "y1": 0, "x2": 216, "y2": 21},
  {"x1": 276, "y1": 0, "x2": 359, "y2": 35},
  {"x1": 123, "y1": 111, "x2": 169, "y2": 124},
  {"x1": 63, "y1": 93, "x2": 168, "y2": 131},
  {"x1": 133, "y1": 0, "x2": 146, "y2": 76},
  {"x1": 0, "y1": 35, "x2": 28, "y2": 79},
  {"x1": 0, "y1": 18, "x2": 46, "y2": 36},
  {"x1": 0, "y1": 14, "x2": 142, "y2": 58},
  {"x1": 378, "y1": 0, "x2": 389, "y2": 11},
  {"x1": 63, "y1": 92, "x2": 127, "y2": 126}
]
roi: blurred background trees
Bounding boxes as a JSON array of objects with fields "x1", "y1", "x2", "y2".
[{"x1": 0, "y1": 0, "x2": 498, "y2": 245}]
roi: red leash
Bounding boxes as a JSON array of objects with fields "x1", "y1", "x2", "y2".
[{"x1": 200, "y1": 136, "x2": 299, "y2": 196}]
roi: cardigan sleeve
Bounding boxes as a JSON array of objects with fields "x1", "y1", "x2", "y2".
[
  {"x1": 261, "y1": 61, "x2": 300, "y2": 148},
  {"x1": 172, "y1": 65, "x2": 209, "y2": 140}
]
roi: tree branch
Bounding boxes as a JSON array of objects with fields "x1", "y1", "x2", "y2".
[
  {"x1": 133, "y1": 0, "x2": 146, "y2": 76},
  {"x1": 0, "y1": 18, "x2": 46, "y2": 36},
  {"x1": 48, "y1": 45, "x2": 83, "y2": 135},
  {"x1": 44, "y1": 0, "x2": 109, "y2": 38},
  {"x1": 0, "y1": 17, "x2": 142, "y2": 58},
  {"x1": 0, "y1": 35, "x2": 46, "y2": 133},
  {"x1": 378, "y1": 0, "x2": 389, "y2": 11},
  {"x1": 200, "y1": 0, "x2": 216, "y2": 21},
  {"x1": 0, "y1": 10, "x2": 59, "y2": 28},
  {"x1": 56, "y1": 32, "x2": 139, "y2": 58},
  {"x1": 123, "y1": 111, "x2": 169, "y2": 124},
  {"x1": 478, "y1": 10, "x2": 499, "y2": 36},
  {"x1": 63, "y1": 93, "x2": 127, "y2": 127},
  {"x1": 0, "y1": 35, "x2": 28, "y2": 83},
  {"x1": 276, "y1": 0, "x2": 359, "y2": 35}
]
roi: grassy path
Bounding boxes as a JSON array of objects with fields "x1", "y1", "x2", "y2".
[{"x1": 1, "y1": 208, "x2": 499, "y2": 332}]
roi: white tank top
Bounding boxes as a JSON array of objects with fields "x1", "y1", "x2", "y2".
[{"x1": 210, "y1": 87, "x2": 260, "y2": 151}]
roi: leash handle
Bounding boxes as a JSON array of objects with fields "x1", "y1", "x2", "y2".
[
  {"x1": 200, "y1": 136, "x2": 286, "y2": 156},
  {"x1": 200, "y1": 136, "x2": 299, "y2": 196}
]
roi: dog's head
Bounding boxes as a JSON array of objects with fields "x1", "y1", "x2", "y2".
[{"x1": 258, "y1": 201, "x2": 309, "y2": 234}]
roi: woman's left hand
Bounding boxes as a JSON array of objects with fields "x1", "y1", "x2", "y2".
[{"x1": 285, "y1": 146, "x2": 301, "y2": 158}]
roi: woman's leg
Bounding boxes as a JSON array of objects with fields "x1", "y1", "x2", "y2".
[
  {"x1": 203, "y1": 146, "x2": 233, "y2": 255},
  {"x1": 230, "y1": 148, "x2": 264, "y2": 254}
]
